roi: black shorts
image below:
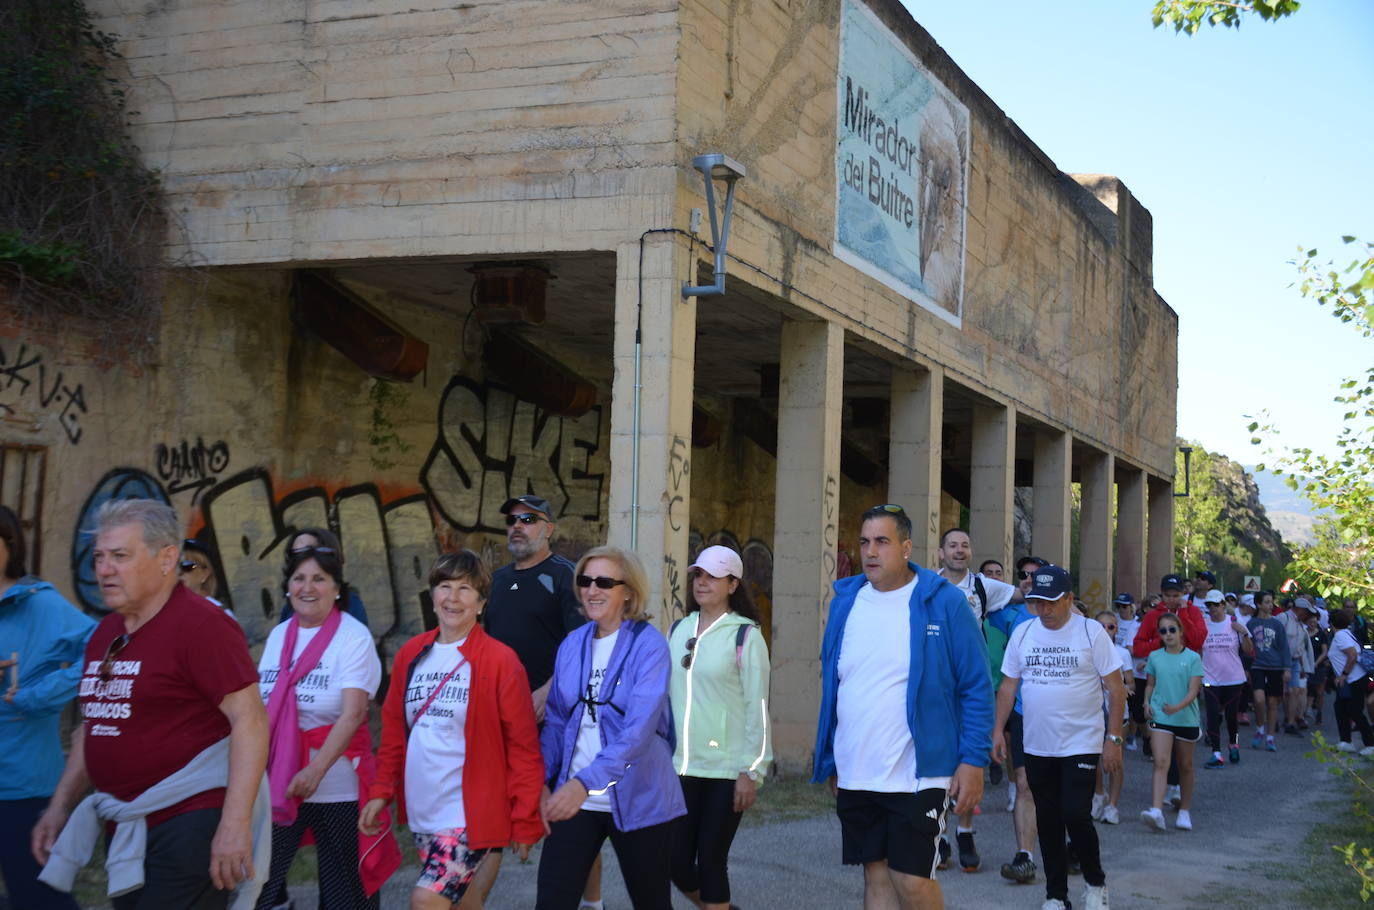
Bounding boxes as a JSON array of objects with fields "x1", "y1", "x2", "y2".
[
  {"x1": 1149, "y1": 721, "x2": 1201, "y2": 743},
  {"x1": 1006, "y1": 711, "x2": 1027, "y2": 770},
  {"x1": 1251, "y1": 667, "x2": 1286, "y2": 697},
  {"x1": 836, "y1": 788, "x2": 947, "y2": 878}
]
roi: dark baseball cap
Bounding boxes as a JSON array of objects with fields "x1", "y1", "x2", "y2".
[
  {"x1": 1026, "y1": 565, "x2": 1072, "y2": 602},
  {"x1": 1196, "y1": 570, "x2": 1217, "y2": 584},
  {"x1": 1160, "y1": 573, "x2": 1185, "y2": 592},
  {"x1": 1113, "y1": 592, "x2": 1135, "y2": 605},
  {"x1": 500, "y1": 495, "x2": 553, "y2": 518}
]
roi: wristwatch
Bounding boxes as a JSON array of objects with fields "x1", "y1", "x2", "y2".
[{"x1": 1105, "y1": 734, "x2": 1124, "y2": 746}]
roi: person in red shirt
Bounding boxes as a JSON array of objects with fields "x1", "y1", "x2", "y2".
[
  {"x1": 1133, "y1": 575, "x2": 1207, "y2": 658},
  {"x1": 32, "y1": 499, "x2": 267, "y2": 909}
]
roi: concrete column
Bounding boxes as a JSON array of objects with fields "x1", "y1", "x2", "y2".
[
  {"x1": 771, "y1": 318, "x2": 844, "y2": 774},
  {"x1": 1147, "y1": 475, "x2": 1175, "y2": 590},
  {"x1": 1031, "y1": 429, "x2": 1072, "y2": 566},
  {"x1": 969, "y1": 403, "x2": 1015, "y2": 570},
  {"x1": 888, "y1": 364, "x2": 943, "y2": 567},
  {"x1": 608, "y1": 237, "x2": 696, "y2": 633},
  {"x1": 1078, "y1": 447, "x2": 1115, "y2": 612},
  {"x1": 1115, "y1": 465, "x2": 1147, "y2": 600}
]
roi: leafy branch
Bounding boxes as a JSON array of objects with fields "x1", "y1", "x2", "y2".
[{"x1": 1151, "y1": 0, "x2": 1301, "y2": 34}]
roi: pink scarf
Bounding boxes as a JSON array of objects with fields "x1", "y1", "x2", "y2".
[{"x1": 265, "y1": 608, "x2": 342, "y2": 825}]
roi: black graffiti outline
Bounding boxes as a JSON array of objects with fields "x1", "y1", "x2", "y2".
[
  {"x1": 155, "y1": 437, "x2": 232, "y2": 504},
  {"x1": 0, "y1": 342, "x2": 87, "y2": 444},
  {"x1": 420, "y1": 376, "x2": 604, "y2": 533}
]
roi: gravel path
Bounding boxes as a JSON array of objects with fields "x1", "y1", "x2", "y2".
[{"x1": 282, "y1": 726, "x2": 1344, "y2": 909}]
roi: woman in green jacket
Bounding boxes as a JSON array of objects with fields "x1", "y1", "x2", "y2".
[{"x1": 668, "y1": 545, "x2": 772, "y2": 910}]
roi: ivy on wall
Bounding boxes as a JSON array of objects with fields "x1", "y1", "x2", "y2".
[{"x1": 1, "y1": 0, "x2": 166, "y2": 351}]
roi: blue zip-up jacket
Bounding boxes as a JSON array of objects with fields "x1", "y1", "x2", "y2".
[
  {"x1": 0, "y1": 577, "x2": 96, "y2": 799},
  {"x1": 812, "y1": 564, "x2": 994, "y2": 783},
  {"x1": 541, "y1": 618, "x2": 686, "y2": 832}
]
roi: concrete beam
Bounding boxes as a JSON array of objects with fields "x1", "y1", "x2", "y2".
[
  {"x1": 1147, "y1": 474, "x2": 1175, "y2": 591},
  {"x1": 1031, "y1": 429, "x2": 1072, "y2": 566},
  {"x1": 970, "y1": 403, "x2": 1016, "y2": 570},
  {"x1": 1116, "y1": 465, "x2": 1147, "y2": 601},
  {"x1": 771, "y1": 319, "x2": 844, "y2": 774},
  {"x1": 608, "y1": 237, "x2": 696, "y2": 631},
  {"x1": 1078, "y1": 447, "x2": 1115, "y2": 612},
  {"x1": 888, "y1": 364, "x2": 943, "y2": 567}
]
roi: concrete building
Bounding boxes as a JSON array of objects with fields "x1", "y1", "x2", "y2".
[{"x1": 1, "y1": 0, "x2": 1176, "y2": 770}]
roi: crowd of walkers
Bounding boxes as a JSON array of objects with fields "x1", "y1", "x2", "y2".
[{"x1": 0, "y1": 491, "x2": 1364, "y2": 910}]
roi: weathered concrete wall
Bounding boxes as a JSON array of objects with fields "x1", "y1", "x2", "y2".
[
  {"x1": 89, "y1": 0, "x2": 683, "y2": 264},
  {"x1": 1, "y1": 281, "x2": 612, "y2": 659},
  {"x1": 675, "y1": 0, "x2": 1177, "y2": 478}
]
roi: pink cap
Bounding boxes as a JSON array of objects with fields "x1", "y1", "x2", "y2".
[{"x1": 688, "y1": 545, "x2": 744, "y2": 579}]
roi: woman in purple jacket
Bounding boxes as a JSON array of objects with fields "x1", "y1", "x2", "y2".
[{"x1": 536, "y1": 546, "x2": 686, "y2": 910}]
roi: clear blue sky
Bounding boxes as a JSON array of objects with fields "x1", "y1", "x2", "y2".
[{"x1": 902, "y1": 0, "x2": 1374, "y2": 467}]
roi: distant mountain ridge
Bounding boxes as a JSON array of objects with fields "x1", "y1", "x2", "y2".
[{"x1": 1246, "y1": 465, "x2": 1319, "y2": 547}]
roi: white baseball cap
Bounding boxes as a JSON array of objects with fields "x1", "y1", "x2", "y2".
[
  {"x1": 1204, "y1": 589, "x2": 1225, "y2": 605},
  {"x1": 688, "y1": 545, "x2": 743, "y2": 579}
]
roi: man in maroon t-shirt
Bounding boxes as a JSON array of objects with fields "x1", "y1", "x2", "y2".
[{"x1": 32, "y1": 499, "x2": 267, "y2": 909}]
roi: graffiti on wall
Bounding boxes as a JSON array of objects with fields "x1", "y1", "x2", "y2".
[
  {"x1": 68, "y1": 375, "x2": 610, "y2": 652},
  {"x1": 72, "y1": 467, "x2": 439, "y2": 649},
  {"x1": 155, "y1": 437, "x2": 231, "y2": 503},
  {"x1": 422, "y1": 377, "x2": 603, "y2": 532},
  {"x1": 0, "y1": 340, "x2": 88, "y2": 443},
  {"x1": 684, "y1": 530, "x2": 775, "y2": 645}
]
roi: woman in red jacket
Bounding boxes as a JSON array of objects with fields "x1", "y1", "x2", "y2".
[{"x1": 360, "y1": 550, "x2": 545, "y2": 908}]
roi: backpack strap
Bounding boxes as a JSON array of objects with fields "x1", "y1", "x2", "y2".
[
  {"x1": 734, "y1": 623, "x2": 752, "y2": 671},
  {"x1": 670, "y1": 618, "x2": 683, "y2": 639},
  {"x1": 973, "y1": 575, "x2": 988, "y2": 621}
]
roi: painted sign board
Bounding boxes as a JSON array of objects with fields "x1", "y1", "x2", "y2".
[
  {"x1": 1243, "y1": 575, "x2": 1261, "y2": 592},
  {"x1": 835, "y1": 0, "x2": 970, "y2": 326}
]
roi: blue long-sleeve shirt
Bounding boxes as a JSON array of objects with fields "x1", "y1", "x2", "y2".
[{"x1": 0, "y1": 577, "x2": 96, "y2": 799}]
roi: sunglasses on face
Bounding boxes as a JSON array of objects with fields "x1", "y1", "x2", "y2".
[
  {"x1": 99, "y1": 633, "x2": 131, "y2": 682},
  {"x1": 1159, "y1": 627, "x2": 1180, "y2": 636},
  {"x1": 576, "y1": 575, "x2": 626, "y2": 590},
  {"x1": 178, "y1": 559, "x2": 206, "y2": 572},
  {"x1": 506, "y1": 513, "x2": 545, "y2": 527}
]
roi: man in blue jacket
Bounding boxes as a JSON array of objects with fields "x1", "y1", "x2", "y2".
[{"x1": 813, "y1": 504, "x2": 993, "y2": 909}]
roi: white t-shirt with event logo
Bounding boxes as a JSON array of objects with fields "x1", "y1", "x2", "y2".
[
  {"x1": 1002, "y1": 613, "x2": 1120, "y2": 758},
  {"x1": 572, "y1": 629, "x2": 620, "y2": 812},
  {"x1": 834, "y1": 576, "x2": 950, "y2": 793},
  {"x1": 403, "y1": 638, "x2": 471, "y2": 833},
  {"x1": 945, "y1": 571, "x2": 1015, "y2": 625},
  {"x1": 1115, "y1": 616, "x2": 1147, "y2": 679},
  {"x1": 257, "y1": 613, "x2": 382, "y2": 804}
]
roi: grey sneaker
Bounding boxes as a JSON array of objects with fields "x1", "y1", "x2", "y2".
[{"x1": 1000, "y1": 851, "x2": 1037, "y2": 883}]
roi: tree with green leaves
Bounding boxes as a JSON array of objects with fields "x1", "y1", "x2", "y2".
[
  {"x1": 1151, "y1": 0, "x2": 1300, "y2": 34},
  {"x1": 1251, "y1": 239, "x2": 1374, "y2": 609}
]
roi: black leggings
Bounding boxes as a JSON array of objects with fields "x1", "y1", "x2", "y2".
[
  {"x1": 254, "y1": 801, "x2": 378, "y2": 910},
  {"x1": 1204, "y1": 684, "x2": 1243, "y2": 752},
  {"x1": 1335, "y1": 676, "x2": 1374, "y2": 747},
  {"x1": 536, "y1": 810, "x2": 674, "y2": 910},
  {"x1": 672, "y1": 776, "x2": 744, "y2": 904},
  {"x1": 1024, "y1": 754, "x2": 1105, "y2": 903}
]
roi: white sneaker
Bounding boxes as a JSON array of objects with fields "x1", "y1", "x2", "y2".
[
  {"x1": 1176, "y1": 809, "x2": 1193, "y2": 830},
  {"x1": 1166, "y1": 784, "x2": 1182, "y2": 808},
  {"x1": 1083, "y1": 883, "x2": 1110, "y2": 910},
  {"x1": 1338, "y1": 741, "x2": 1359, "y2": 753},
  {"x1": 1090, "y1": 791, "x2": 1106, "y2": 820},
  {"x1": 1008, "y1": 782, "x2": 1017, "y2": 811},
  {"x1": 1101, "y1": 804, "x2": 1120, "y2": 825},
  {"x1": 1140, "y1": 807, "x2": 1166, "y2": 830},
  {"x1": 1359, "y1": 746, "x2": 1374, "y2": 758},
  {"x1": 1041, "y1": 900, "x2": 1069, "y2": 910}
]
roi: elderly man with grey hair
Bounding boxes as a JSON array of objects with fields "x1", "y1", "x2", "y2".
[{"x1": 31, "y1": 499, "x2": 270, "y2": 909}]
